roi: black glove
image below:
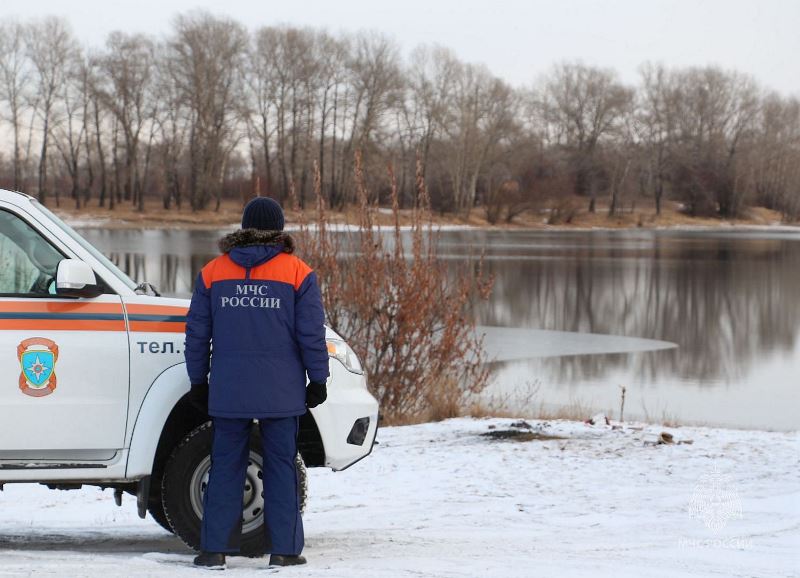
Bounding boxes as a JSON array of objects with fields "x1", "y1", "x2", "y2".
[
  {"x1": 306, "y1": 381, "x2": 327, "y2": 408},
  {"x1": 188, "y1": 382, "x2": 209, "y2": 414}
]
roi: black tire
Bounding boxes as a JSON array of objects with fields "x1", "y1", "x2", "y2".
[
  {"x1": 160, "y1": 421, "x2": 307, "y2": 557},
  {"x1": 147, "y1": 471, "x2": 174, "y2": 534}
]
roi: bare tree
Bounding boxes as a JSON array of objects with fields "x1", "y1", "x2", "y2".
[
  {"x1": 153, "y1": 43, "x2": 189, "y2": 209},
  {"x1": 338, "y1": 32, "x2": 402, "y2": 203},
  {"x1": 440, "y1": 63, "x2": 517, "y2": 214},
  {"x1": 638, "y1": 63, "x2": 679, "y2": 215},
  {"x1": 604, "y1": 115, "x2": 636, "y2": 217},
  {"x1": 314, "y1": 31, "x2": 350, "y2": 205},
  {"x1": 0, "y1": 20, "x2": 31, "y2": 192},
  {"x1": 538, "y1": 63, "x2": 633, "y2": 212},
  {"x1": 670, "y1": 67, "x2": 760, "y2": 217},
  {"x1": 84, "y1": 55, "x2": 110, "y2": 207},
  {"x1": 406, "y1": 45, "x2": 459, "y2": 189},
  {"x1": 26, "y1": 17, "x2": 76, "y2": 205},
  {"x1": 752, "y1": 94, "x2": 800, "y2": 219},
  {"x1": 96, "y1": 32, "x2": 156, "y2": 210},
  {"x1": 247, "y1": 27, "x2": 280, "y2": 197},
  {"x1": 168, "y1": 12, "x2": 247, "y2": 210},
  {"x1": 52, "y1": 50, "x2": 88, "y2": 208},
  {"x1": 246, "y1": 26, "x2": 318, "y2": 204}
]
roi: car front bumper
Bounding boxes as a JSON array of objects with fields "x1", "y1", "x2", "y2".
[{"x1": 310, "y1": 360, "x2": 379, "y2": 471}]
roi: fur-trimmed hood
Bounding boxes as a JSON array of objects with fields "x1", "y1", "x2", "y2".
[
  {"x1": 218, "y1": 229, "x2": 295, "y2": 270},
  {"x1": 218, "y1": 228, "x2": 295, "y2": 254}
]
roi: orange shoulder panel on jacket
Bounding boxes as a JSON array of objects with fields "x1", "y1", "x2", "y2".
[
  {"x1": 250, "y1": 253, "x2": 313, "y2": 290},
  {"x1": 201, "y1": 254, "x2": 245, "y2": 288}
]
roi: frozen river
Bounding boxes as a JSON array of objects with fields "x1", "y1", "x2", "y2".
[{"x1": 80, "y1": 226, "x2": 800, "y2": 431}]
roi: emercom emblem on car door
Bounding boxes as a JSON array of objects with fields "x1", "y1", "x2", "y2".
[{"x1": 17, "y1": 337, "x2": 59, "y2": 397}]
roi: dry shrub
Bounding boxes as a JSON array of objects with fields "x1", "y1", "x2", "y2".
[
  {"x1": 297, "y1": 153, "x2": 494, "y2": 424},
  {"x1": 484, "y1": 180, "x2": 537, "y2": 225},
  {"x1": 422, "y1": 377, "x2": 467, "y2": 424},
  {"x1": 533, "y1": 400, "x2": 600, "y2": 422},
  {"x1": 546, "y1": 197, "x2": 579, "y2": 225}
]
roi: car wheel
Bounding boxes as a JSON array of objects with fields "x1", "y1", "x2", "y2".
[{"x1": 161, "y1": 422, "x2": 307, "y2": 557}]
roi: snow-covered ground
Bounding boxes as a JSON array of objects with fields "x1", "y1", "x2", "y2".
[{"x1": 0, "y1": 418, "x2": 797, "y2": 578}]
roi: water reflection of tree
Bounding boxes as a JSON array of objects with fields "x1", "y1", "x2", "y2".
[
  {"x1": 109, "y1": 252, "x2": 147, "y2": 285},
  {"x1": 477, "y1": 235, "x2": 800, "y2": 384},
  {"x1": 108, "y1": 250, "x2": 215, "y2": 297}
]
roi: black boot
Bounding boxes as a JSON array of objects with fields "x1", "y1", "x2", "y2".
[
  {"x1": 193, "y1": 552, "x2": 226, "y2": 569},
  {"x1": 269, "y1": 554, "x2": 307, "y2": 567}
]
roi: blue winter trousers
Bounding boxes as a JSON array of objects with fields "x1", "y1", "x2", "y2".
[{"x1": 200, "y1": 416, "x2": 304, "y2": 555}]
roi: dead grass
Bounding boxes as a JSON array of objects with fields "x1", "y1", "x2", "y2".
[
  {"x1": 658, "y1": 411, "x2": 683, "y2": 429},
  {"x1": 530, "y1": 401, "x2": 605, "y2": 422},
  {"x1": 52, "y1": 197, "x2": 245, "y2": 228},
  {"x1": 51, "y1": 196, "x2": 495, "y2": 230},
  {"x1": 536, "y1": 198, "x2": 785, "y2": 230},
  {"x1": 390, "y1": 390, "x2": 692, "y2": 429},
  {"x1": 421, "y1": 380, "x2": 617, "y2": 426}
]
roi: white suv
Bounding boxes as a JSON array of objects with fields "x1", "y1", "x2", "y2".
[{"x1": 0, "y1": 189, "x2": 378, "y2": 555}]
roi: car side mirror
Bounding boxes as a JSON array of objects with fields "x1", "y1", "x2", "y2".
[{"x1": 56, "y1": 259, "x2": 103, "y2": 298}]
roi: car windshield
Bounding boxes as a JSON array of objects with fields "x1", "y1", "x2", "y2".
[{"x1": 32, "y1": 200, "x2": 138, "y2": 291}]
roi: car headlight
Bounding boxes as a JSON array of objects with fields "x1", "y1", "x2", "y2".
[{"x1": 326, "y1": 339, "x2": 364, "y2": 375}]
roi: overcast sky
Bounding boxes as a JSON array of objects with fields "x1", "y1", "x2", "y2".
[{"x1": 5, "y1": 0, "x2": 799, "y2": 95}]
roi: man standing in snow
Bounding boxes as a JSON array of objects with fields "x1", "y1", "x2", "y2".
[{"x1": 184, "y1": 197, "x2": 329, "y2": 569}]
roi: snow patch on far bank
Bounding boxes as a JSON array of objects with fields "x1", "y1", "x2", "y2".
[
  {"x1": 61, "y1": 216, "x2": 115, "y2": 229},
  {"x1": 284, "y1": 222, "x2": 475, "y2": 232}
]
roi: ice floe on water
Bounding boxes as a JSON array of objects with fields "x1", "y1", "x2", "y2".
[{"x1": 478, "y1": 326, "x2": 677, "y2": 362}]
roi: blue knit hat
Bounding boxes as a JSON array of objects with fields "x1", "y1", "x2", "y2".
[{"x1": 241, "y1": 197, "x2": 285, "y2": 231}]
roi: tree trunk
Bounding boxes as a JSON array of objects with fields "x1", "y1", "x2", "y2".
[
  {"x1": 319, "y1": 88, "x2": 328, "y2": 205},
  {"x1": 11, "y1": 103, "x2": 22, "y2": 192},
  {"x1": 38, "y1": 115, "x2": 49, "y2": 204},
  {"x1": 262, "y1": 115, "x2": 272, "y2": 195},
  {"x1": 111, "y1": 123, "x2": 120, "y2": 210},
  {"x1": 94, "y1": 101, "x2": 107, "y2": 208}
]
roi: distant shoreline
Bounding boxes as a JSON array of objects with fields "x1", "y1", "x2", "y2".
[
  {"x1": 53, "y1": 197, "x2": 799, "y2": 232},
  {"x1": 63, "y1": 215, "x2": 800, "y2": 234}
]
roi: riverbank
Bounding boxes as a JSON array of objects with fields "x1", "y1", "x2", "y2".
[
  {"x1": 0, "y1": 417, "x2": 795, "y2": 577},
  {"x1": 52, "y1": 197, "x2": 794, "y2": 231}
]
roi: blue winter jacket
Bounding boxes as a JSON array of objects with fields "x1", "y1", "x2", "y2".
[{"x1": 184, "y1": 229, "x2": 330, "y2": 418}]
